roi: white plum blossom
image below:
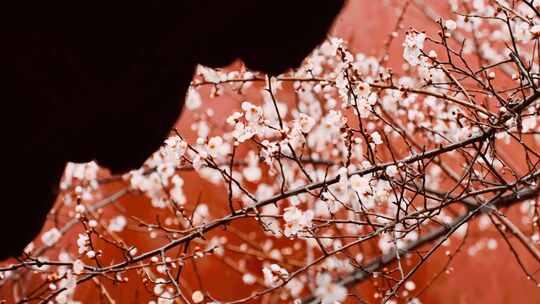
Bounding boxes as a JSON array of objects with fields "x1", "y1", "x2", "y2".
[
  {"x1": 232, "y1": 122, "x2": 256, "y2": 142},
  {"x1": 286, "y1": 278, "x2": 304, "y2": 298},
  {"x1": 192, "y1": 290, "x2": 204, "y2": 303},
  {"x1": 185, "y1": 87, "x2": 202, "y2": 110},
  {"x1": 405, "y1": 280, "x2": 416, "y2": 291},
  {"x1": 160, "y1": 136, "x2": 188, "y2": 166},
  {"x1": 371, "y1": 131, "x2": 383, "y2": 145},
  {"x1": 242, "y1": 273, "x2": 256, "y2": 285},
  {"x1": 262, "y1": 92, "x2": 288, "y2": 124},
  {"x1": 319, "y1": 37, "x2": 343, "y2": 57},
  {"x1": 108, "y1": 215, "x2": 127, "y2": 233},
  {"x1": 378, "y1": 233, "x2": 393, "y2": 254},
  {"x1": 323, "y1": 110, "x2": 347, "y2": 130},
  {"x1": 72, "y1": 259, "x2": 85, "y2": 274},
  {"x1": 385, "y1": 165, "x2": 398, "y2": 177},
  {"x1": 206, "y1": 136, "x2": 230, "y2": 158},
  {"x1": 262, "y1": 264, "x2": 289, "y2": 287},
  {"x1": 241, "y1": 101, "x2": 263, "y2": 123},
  {"x1": 197, "y1": 65, "x2": 222, "y2": 84},
  {"x1": 158, "y1": 291, "x2": 175, "y2": 304},
  {"x1": 513, "y1": 20, "x2": 532, "y2": 42},
  {"x1": 193, "y1": 204, "x2": 210, "y2": 225},
  {"x1": 487, "y1": 238, "x2": 498, "y2": 250},
  {"x1": 170, "y1": 174, "x2": 187, "y2": 205},
  {"x1": 356, "y1": 81, "x2": 370, "y2": 98},
  {"x1": 62, "y1": 161, "x2": 99, "y2": 185},
  {"x1": 444, "y1": 19, "x2": 457, "y2": 32},
  {"x1": 522, "y1": 116, "x2": 537, "y2": 132},
  {"x1": 77, "y1": 233, "x2": 90, "y2": 254},
  {"x1": 54, "y1": 273, "x2": 77, "y2": 304},
  {"x1": 242, "y1": 151, "x2": 262, "y2": 182},
  {"x1": 260, "y1": 202, "x2": 281, "y2": 234},
  {"x1": 283, "y1": 206, "x2": 314, "y2": 237},
  {"x1": 226, "y1": 111, "x2": 243, "y2": 125},
  {"x1": 403, "y1": 32, "x2": 426, "y2": 66},
  {"x1": 349, "y1": 174, "x2": 371, "y2": 195},
  {"x1": 314, "y1": 273, "x2": 347, "y2": 304},
  {"x1": 41, "y1": 228, "x2": 62, "y2": 247},
  {"x1": 531, "y1": 24, "x2": 540, "y2": 37},
  {"x1": 294, "y1": 113, "x2": 316, "y2": 133},
  {"x1": 192, "y1": 120, "x2": 210, "y2": 139}
]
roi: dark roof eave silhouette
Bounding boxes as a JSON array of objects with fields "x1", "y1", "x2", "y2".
[{"x1": 0, "y1": 0, "x2": 345, "y2": 260}]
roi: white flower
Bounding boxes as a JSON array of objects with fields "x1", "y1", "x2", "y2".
[
  {"x1": 522, "y1": 116, "x2": 537, "y2": 132},
  {"x1": 41, "y1": 228, "x2": 61, "y2": 247},
  {"x1": 193, "y1": 204, "x2": 209, "y2": 225},
  {"x1": 243, "y1": 166, "x2": 261, "y2": 182},
  {"x1": 198, "y1": 65, "x2": 221, "y2": 84},
  {"x1": 170, "y1": 184, "x2": 186, "y2": 205},
  {"x1": 72, "y1": 259, "x2": 85, "y2": 274},
  {"x1": 192, "y1": 290, "x2": 204, "y2": 303},
  {"x1": 385, "y1": 165, "x2": 398, "y2": 177},
  {"x1": 405, "y1": 280, "x2": 416, "y2": 291},
  {"x1": 153, "y1": 278, "x2": 167, "y2": 295},
  {"x1": 487, "y1": 238, "x2": 498, "y2": 250},
  {"x1": 207, "y1": 136, "x2": 230, "y2": 158},
  {"x1": 283, "y1": 206, "x2": 314, "y2": 237},
  {"x1": 356, "y1": 81, "x2": 371, "y2": 98},
  {"x1": 108, "y1": 216, "x2": 127, "y2": 233},
  {"x1": 320, "y1": 37, "x2": 343, "y2": 57},
  {"x1": 262, "y1": 94, "x2": 288, "y2": 123},
  {"x1": 241, "y1": 101, "x2": 263, "y2": 123},
  {"x1": 158, "y1": 291, "x2": 174, "y2": 304},
  {"x1": 77, "y1": 233, "x2": 89, "y2": 254},
  {"x1": 335, "y1": 73, "x2": 349, "y2": 100},
  {"x1": 232, "y1": 122, "x2": 256, "y2": 142},
  {"x1": 242, "y1": 151, "x2": 262, "y2": 182},
  {"x1": 55, "y1": 273, "x2": 77, "y2": 304},
  {"x1": 514, "y1": 21, "x2": 531, "y2": 41},
  {"x1": 242, "y1": 273, "x2": 256, "y2": 285},
  {"x1": 378, "y1": 234, "x2": 393, "y2": 254},
  {"x1": 185, "y1": 87, "x2": 202, "y2": 110},
  {"x1": 63, "y1": 162, "x2": 99, "y2": 189},
  {"x1": 323, "y1": 110, "x2": 347, "y2": 129},
  {"x1": 371, "y1": 131, "x2": 383, "y2": 145},
  {"x1": 161, "y1": 136, "x2": 187, "y2": 165},
  {"x1": 152, "y1": 196, "x2": 170, "y2": 209},
  {"x1": 349, "y1": 174, "x2": 371, "y2": 194},
  {"x1": 262, "y1": 264, "x2": 289, "y2": 287},
  {"x1": 403, "y1": 32, "x2": 426, "y2": 66},
  {"x1": 286, "y1": 278, "x2": 304, "y2": 297},
  {"x1": 171, "y1": 175, "x2": 184, "y2": 187},
  {"x1": 74, "y1": 204, "x2": 86, "y2": 214},
  {"x1": 531, "y1": 24, "x2": 540, "y2": 36},
  {"x1": 295, "y1": 113, "x2": 316, "y2": 133},
  {"x1": 226, "y1": 112, "x2": 243, "y2": 125},
  {"x1": 338, "y1": 166, "x2": 349, "y2": 191},
  {"x1": 315, "y1": 273, "x2": 347, "y2": 304},
  {"x1": 444, "y1": 19, "x2": 457, "y2": 32}
]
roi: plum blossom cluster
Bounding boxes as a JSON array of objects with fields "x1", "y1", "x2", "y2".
[{"x1": 3, "y1": 1, "x2": 540, "y2": 303}]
